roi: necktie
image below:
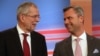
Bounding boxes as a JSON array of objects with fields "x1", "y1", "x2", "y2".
[
  {"x1": 22, "y1": 33, "x2": 30, "y2": 56},
  {"x1": 75, "y1": 38, "x2": 82, "y2": 56}
]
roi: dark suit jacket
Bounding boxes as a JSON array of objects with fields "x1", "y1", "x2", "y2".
[
  {"x1": 53, "y1": 34, "x2": 100, "y2": 56},
  {"x1": 0, "y1": 27, "x2": 47, "y2": 56}
]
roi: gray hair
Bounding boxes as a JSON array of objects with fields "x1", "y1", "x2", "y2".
[
  {"x1": 17, "y1": 2, "x2": 37, "y2": 20},
  {"x1": 63, "y1": 6, "x2": 84, "y2": 16}
]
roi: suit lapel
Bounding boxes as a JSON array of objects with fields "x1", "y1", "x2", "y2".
[
  {"x1": 30, "y1": 32, "x2": 37, "y2": 56},
  {"x1": 64, "y1": 36, "x2": 74, "y2": 56},
  {"x1": 87, "y1": 34, "x2": 95, "y2": 56},
  {"x1": 11, "y1": 27, "x2": 23, "y2": 56}
]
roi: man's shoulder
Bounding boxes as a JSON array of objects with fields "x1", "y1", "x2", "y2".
[
  {"x1": 87, "y1": 34, "x2": 100, "y2": 41},
  {"x1": 56, "y1": 37, "x2": 71, "y2": 45},
  {"x1": 87, "y1": 34, "x2": 100, "y2": 45},
  {"x1": 31, "y1": 31, "x2": 45, "y2": 37}
]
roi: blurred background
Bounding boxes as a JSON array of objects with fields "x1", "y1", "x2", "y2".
[{"x1": 0, "y1": 0, "x2": 100, "y2": 56}]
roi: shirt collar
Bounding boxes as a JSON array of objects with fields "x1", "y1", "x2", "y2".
[
  {"x1": 72, "y1": 31, "x2": 87, "y2": 41},
  {"x1": 17, "y1": 24, "x2": 30, "y2": 36}
]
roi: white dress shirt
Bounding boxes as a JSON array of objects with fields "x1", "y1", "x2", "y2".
[
  {"x1": 17, "y1": 24, "x2": 31, "y2": 56},
  {"x1": 72, "y1": 31, "x2": 88, "y2": 56}
]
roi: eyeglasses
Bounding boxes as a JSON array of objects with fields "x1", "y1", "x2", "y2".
[{"x1": 25, "y1": 14, "x2": 40, "y2": 19}]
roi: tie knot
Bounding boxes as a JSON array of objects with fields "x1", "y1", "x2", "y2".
[
  {"x1": 22, "y1": 33, "x2": 28, "y2": 38},
  {"x1": 75, "y1": 38, "x2": 81, "y2": 42}
]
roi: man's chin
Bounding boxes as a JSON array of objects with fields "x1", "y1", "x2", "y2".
[
  {"x1": 27, "y1": 28, "x2": 35, "y2": 32},
  {"x1": 31, "y1": 27, "x2": 35, "y2": 31}
]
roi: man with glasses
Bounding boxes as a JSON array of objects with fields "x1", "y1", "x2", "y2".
[{"x1": 0, "y1": 2, "x2": 47, "y2": 56}]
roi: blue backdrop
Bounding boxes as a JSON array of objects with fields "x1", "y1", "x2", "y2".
[
  {"x1": 1, "y1": 0, "x2": 100, "y2": 56},
  {"x1": 0, "y1": 0, "x2": 69, "y2": 56}
]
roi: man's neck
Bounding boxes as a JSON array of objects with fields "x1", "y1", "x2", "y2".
[
  {"x1": 72, "y1": 29, "x2": 85, "y2": 37},
  {"x1": 17, "y1": 23, "x2": 29, "y2": 33}
]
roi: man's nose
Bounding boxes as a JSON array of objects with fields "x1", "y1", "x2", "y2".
[{"x1": 64, "y1": 18, "x2": 69, "y2": 24}]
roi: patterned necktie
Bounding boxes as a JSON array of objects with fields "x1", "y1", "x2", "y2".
[
  {"x1": 75, "y1": 38, "x2": 82, "y2": 56},
  {"x1": 22, "y1": 33, "x2": 30, "y2": 56}
]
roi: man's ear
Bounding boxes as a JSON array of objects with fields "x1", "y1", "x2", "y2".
[
  {"x1": 79, "y1": 16, "x2": 84, "y2": 23},
  {"x1": 19, "y1": 14, "x2": 25, "y2": 22}
]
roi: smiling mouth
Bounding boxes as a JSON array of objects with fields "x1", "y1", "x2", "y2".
[
  {"x1": 32, "y1": 24, "x2": 35, "y2": 25},
  {"x1": 32, "y1": 23, "x2": 37, "y2": 26}
]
